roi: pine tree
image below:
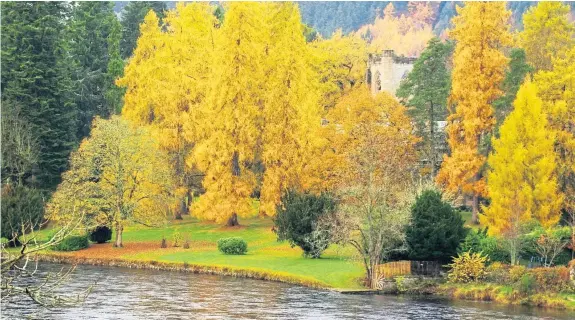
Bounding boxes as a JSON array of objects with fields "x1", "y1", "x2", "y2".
[
  {"x1": 436, "y1": 2, "x2": 512, "y2": 224},
  {"x1": 68, "y1": 2, "x2": 123, "y2": 139},
  {"x1": 1, "y1": 2, "x2": 77, "y2": 189},
  {"x1": 105, "y1": 14, "x2": 124, "y2": 115},
  {"x1": 520, "y1": 2, "x2": 575, "y2": 72},
  {"x1": 493, "y1": 48, "x2": 534, "y2": 125},
  {"x1": 396, "y1": 37, "x2": 452, "y2": 176},
  {"x1": 120, "y1": 1, "x2": 167, "y2": 59},
  {"x1": 482, "y1": 80, "x2": 562, "y2": 264}
]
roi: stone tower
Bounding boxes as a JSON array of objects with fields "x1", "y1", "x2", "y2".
[{"x1": 366, "y1": 50, "x2": 415, "y2": 96}]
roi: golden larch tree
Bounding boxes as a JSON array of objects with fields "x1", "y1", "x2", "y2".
[
  {"x1": 520, "y1": 2, "x2": 575, "y2": 72},
  {"x1": 482, "y1": 80, "x2": 562, "y2": 264},
  {"x1": 535, "y1": 47, "x2": 575, "y2": 257},
  {"x1": 117, "y1": 4, "x2": 215, "y2": 219},
  {"x1": 191, "y1": 2, "x2": 267, "y2": 226},
  {"x1": 436, "y1": 2, "x2": 512, "y2": 224}
]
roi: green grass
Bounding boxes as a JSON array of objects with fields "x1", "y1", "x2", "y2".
[{"x1": 35, "y1": 215, "x2": 365, "y2": 289}]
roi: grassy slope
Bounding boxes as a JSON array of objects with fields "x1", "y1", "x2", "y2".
[{"x1": 36, "y1": 216, "x2": 365, "y2": 289}]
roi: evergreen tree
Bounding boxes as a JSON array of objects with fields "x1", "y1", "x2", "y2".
[
  {"x1": 406, "y1": 189, "x2": 467, "y2": 263},
  {"x1": 1, "y1": 2, "x2": 77, "y2": 189},
  {"x1": 493, "y1": 48, "x2": 533, "y2": 126},
  {"x1": 120, "y1": 1, "x2": 166, "y2": 59},
  {"x1": 397, "y1": 37, "x2": 453, "y2": 176},
  {"x1": 68, "y1": 2, "x2": 123, "y2": 139}
]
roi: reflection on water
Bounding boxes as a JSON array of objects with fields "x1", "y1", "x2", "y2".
[{"x1": 2, "y1": 263, "x2": 574, "y2": 319}]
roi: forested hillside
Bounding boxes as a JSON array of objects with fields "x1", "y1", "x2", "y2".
[{"x1": 114, "y1": 1, "x2": 574, "y2": 38}]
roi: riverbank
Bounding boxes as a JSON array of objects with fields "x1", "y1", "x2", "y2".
[
  {"x1": 31, "y1": 216, "x2": 575, "y2": 312},
  {"x1": 33, "y1": 216, "x2": 365, "y2": 289}
]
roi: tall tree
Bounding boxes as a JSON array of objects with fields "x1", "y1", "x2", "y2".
[
  {"x1": 326, "y1": 86, "x2": 418, "y2": 288},
  {"x1": 118, "y1": 4, "x2": 215, "y2": 220},
  {"x1": 483, "y1": 80, "x2": 562, "y2": 265},
  {"x1": 436, "y1": 2, "x2": 512, "y2": 224},
  {"x1": 68, "y1": 2, "x2": 123, "y2": 139},
  {"x1": 492, "y1": 48, "x2": 533, "y2": 125},
  {"x1": 47, "y1": 116, "x2": 175, "y2": 248},
  {"x1": 258, "y1": 3, "x2": 323, "y2": 216},
  {"x1": 535, "y1": 47, "x2": 575, "y2": 259},
  {"x1": 191, "y1": 2, "x2": 267, "y2": 226},
  {"x1": 120, "y1": 1, "x2": 166, "y2": 59},
  {"x1": 397, "y1": 37, "x2": 453, "y2": 176},
  {"x1": 1, "y1": 2, "x2": 77, "y2": 189},
  {"x1": 520, "y1": 2, "x2": 575, "y2": 72}
]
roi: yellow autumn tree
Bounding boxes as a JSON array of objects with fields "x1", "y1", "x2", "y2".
[
  {"x1": 520, "y1": 2, "x2": 575, "y2": 71},
  {"x1": 258, "y1": 3, "x2": 323, "y2": 216},
  {"x1": 436, "y1": 2, "x2": 512, "y2": 224},
  {"x1": 47, "y1": 116, "x2": 175, "y2": 247},
  {"x1": 535, "y1": 47, "x2": 575, "y2": 256},
  {"x1": 191, "y1": 2, "x2": 267, "y2": 226},
  {"x1": 325, "y1": 85, "x2": 418, "y2": 288},
  {"x1": 117, "y1": 4, "x2": 215, "y2": 219},
  {"x1": 482, "y1": 80, "x2": 562, "y2": 264}
]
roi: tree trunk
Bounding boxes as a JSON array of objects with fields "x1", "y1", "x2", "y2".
[
  {"x1": 114, "y1": 222, "x2": 123, "y2": 248},
  {"x1": 174, "y1": 197, "x2": 185, "y2": 220},
  {"x1": 226, "y1": 212, "x2": 239, "y2": 227},
  {"x1": 429, "y1": 101, "x2": 436, "y2": 176},
  {"x1": 471, "y1": 193, "x2": 479, "y2": 225}
]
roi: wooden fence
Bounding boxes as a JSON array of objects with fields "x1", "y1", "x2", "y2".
[{"x1": 376, "y1": 260, "x2": 442, "y2": 279}]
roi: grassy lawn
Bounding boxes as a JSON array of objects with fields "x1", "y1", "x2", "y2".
[{"x1": 34, "y1": 215, "x2": 365, "y2": 289}]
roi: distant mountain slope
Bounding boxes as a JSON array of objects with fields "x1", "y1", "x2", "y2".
[
  {"x1": 298, "y1": 1, "x2": 574, "y2": 38},
  {"x1": 113, "y1": 1, "x2": 574, "y2": 38}
]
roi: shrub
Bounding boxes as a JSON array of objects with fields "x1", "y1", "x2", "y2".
[
  {"x1": 458, "y1": 228, "x2": 510, "y2": 263},
  {"x1": 485, "y1": 262, "x2": 510, "y2": 284},
  {"x1": 516, "y1": 273, "x2": 536, "y2": 295},
  {"x1": 1, "y1": 185, "x2": 45, "y2": 246},
  {"x1": 173, "y1": 231, "x2": 182, "y2": 247},
  {"x1": 217, "y1": 237, "x2": 247, "y2": 255},
  {"x1": 89, "y1": 226, "x2": 112, "y2": 243},
  {"x1": 530, "y1": 267, "x2": 570, "y2": 292},
  {"x1": 53, "y1": 235, "x2": 89, "y2": 251},
  {"x1": 447, "y1": 251, "x2": 488, "y2": 283},
  {"x1": 273, "y1": 189, "x2": 336, "y2": 258},
  {"x1": 509, "y1": 265, "x2": 527, "y2": 283},
  {"x1": 405, "y1": 189, "x2": 468, "y2": 262}
]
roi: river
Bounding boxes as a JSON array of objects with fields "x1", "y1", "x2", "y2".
[{"x1": 2, "y1": 263, "x2": 574, "y2": 319}]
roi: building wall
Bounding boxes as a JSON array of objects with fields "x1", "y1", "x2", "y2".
[{"x1": 367, "y1": 50, "x2": 415, "y2": 96}]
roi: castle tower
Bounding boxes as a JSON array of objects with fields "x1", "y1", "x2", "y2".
[{"x1": 366, "y1": 50, "x2": 415, "y2": 96}]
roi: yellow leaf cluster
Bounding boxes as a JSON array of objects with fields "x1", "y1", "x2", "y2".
[
  {"x1": 355, "y1": 2, "x2": 435, "y2": 57},
  {"x1": 520, "y1": 2, "x2": 575, "y2": 72}
]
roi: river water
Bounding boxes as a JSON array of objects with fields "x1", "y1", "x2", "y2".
[{"x1": 2, "y1": 263, "x2": 574, "y2": 319}]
